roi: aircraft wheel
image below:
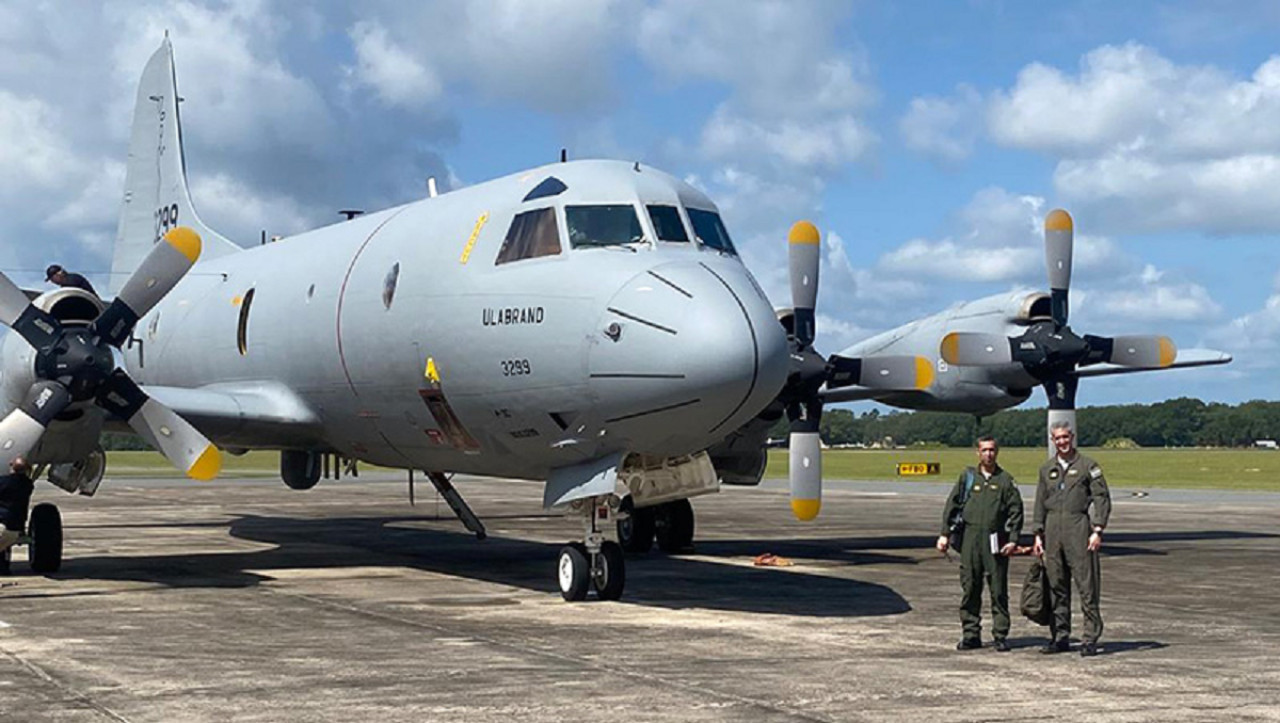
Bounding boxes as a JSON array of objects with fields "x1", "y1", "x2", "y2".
[
  {"x1": 557, "y1": 543, "x2": 590, "y2": 601},
  {"x1": 617, "y1": 506, "x2": 655, "y2": 554},
  {"x1": 29, "y1": 503, "x2": 63, "y2": 574},
  {"x1": 593, "y1": 541, "x2": 626, "y2": 601},
  {"x1": 655, "y1": 499, "x2": 695, "y2": 554}
]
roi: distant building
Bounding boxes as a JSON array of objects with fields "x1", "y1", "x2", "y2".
[{"x1": 1256, "y1": 439, "x2": 1278, "y2": 449}]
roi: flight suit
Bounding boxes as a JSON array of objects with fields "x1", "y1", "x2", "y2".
[
  {"x1": 1034, "y1": 453, "x2": 1112, "y2": 645},
  {"x1": 941, "y1": 466, "x2": 1024, "y2": 643}
]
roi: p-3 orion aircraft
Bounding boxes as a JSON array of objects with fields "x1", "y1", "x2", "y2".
[
  {"x1": 0, "y1": 40, "x2": 931, "y2": 600},
  {"x1": 816, "y1": 209, "x2": 1232, "y2": 450}
]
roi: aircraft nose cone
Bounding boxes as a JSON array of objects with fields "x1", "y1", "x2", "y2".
[{"x1": 589, "y1": 260, "x2": 787, "y2": 455}]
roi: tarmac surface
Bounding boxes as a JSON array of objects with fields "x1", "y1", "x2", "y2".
[{"x1": 1, "y1": 473, "x2": 1278, "y2": 722}]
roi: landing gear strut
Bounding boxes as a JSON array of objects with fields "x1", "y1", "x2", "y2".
[{"x1": 559, "y1": 497, "x2": 625, "y2": 601}]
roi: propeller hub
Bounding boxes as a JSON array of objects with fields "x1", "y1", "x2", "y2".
[
  {"x1": 1012, "y1": 322, "x2": 1090, "y2": 379},
  {"x1": 35, "y1": 328, "x2": 116, "y2": 401}
]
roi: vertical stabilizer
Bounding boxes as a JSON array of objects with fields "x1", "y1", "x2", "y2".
[{"x1": 111, "y1": 38, "x2": 240, "y2": 295}]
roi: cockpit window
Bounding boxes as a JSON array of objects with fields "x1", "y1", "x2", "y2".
[
  {"x1": 688, "y1": 208, "x2": 736, "y2": 254},
  {"x1": 646, "y1": 205, "x2": 689, "y2": 242},
  {"x1": 566, "y1": 205, "x2": 644, "y2": 248},
  {"x1": 495, "y1": 208, "x2": 561, "y2": 265}
]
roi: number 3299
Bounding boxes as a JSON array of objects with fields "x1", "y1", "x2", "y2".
[{"x1": 501, "y1": 359, "x2": 532, "y2": 376}]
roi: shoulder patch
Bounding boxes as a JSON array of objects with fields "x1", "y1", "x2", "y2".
[{"x1": 1090, "y1": 466, "x2": 1103, "y2": 479}]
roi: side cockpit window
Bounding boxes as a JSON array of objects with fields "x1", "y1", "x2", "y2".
[
  {"x1": 688, "y1": 208, "x2": 737, "y2": 255},
  {"x1": 646, "y1": 205, "x2": 689, "y2": 242},
  {"x1": 496, "y1": 208, "x2": 561, "y2": 265},
  {"x1": 566, "y1": 205, "x2": 643, "y2": 248}
]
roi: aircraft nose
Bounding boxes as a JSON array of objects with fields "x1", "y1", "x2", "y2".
[{"x1": 589, "y1": 260, "x2": 787, "y2": 454}]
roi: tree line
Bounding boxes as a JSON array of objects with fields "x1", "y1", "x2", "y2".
[{"x1": 769, "y1": 398, "x2": 1280, "y2": 448}]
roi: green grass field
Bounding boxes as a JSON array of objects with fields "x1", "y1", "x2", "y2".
[
  {"x1": 764, "y1": 447, "x2": 1280, "y2": 491},
  {"x1": 102, "y1": 448, "x2": 1280, "y2": 491}
]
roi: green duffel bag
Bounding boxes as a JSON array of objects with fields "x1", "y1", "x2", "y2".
[{"x1": 1020, "y1": 557, "x2": 1052, "y2": 626}]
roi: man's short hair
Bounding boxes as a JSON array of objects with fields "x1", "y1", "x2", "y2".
[
  {"x1": 45, "y1": 264, "x2": 63, "y2": 281},
  {"x1": 9, "y1": 457, "x2": 30, "y2": 474},
  {"x1": 976, "y1": 435, "x2": 997, "y2": 447},
  {"x1": 1050, "y1": 420, "x2": 1074, "y2": 434}
]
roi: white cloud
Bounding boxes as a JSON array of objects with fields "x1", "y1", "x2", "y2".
[
  {"x1": 1088, "y1": 280, "x2": 1222, "y2": 323},
  {"x1": 0, "y1": 92, "x2": 85, "y2": 192},
  {"x1": 346, "y1": 21, "x2": 443, "y2": 109},
  {"x1": 899, "y1": 84, "x2": 983, "y2": 163},
  {"x1": 189, "y1": 173, "x2": 316, "y2": 244}
]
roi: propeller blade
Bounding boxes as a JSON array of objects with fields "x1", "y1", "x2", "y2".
[
  {"x1": 0, "y1": 271, "x2": 63, "y2": 349},
  {"x1": 92, "y1": 227, "x2": 202, "y2": 347},
  {"x1": 1094, "y1": 335, "x2": 1177, "y2": 368},
  {"x1": 0, "y1": 381, "x2": 72, "y2": 465},
  {"x1": 787, "y1": 398, "x2": 823, "y2": 521},
  {"x1": 940, "y1": 332, "x2": 1014, "y2": 366},
  {"x1": 827, "y1": 355, "x2": 934, "y2": 391},
  {"x1": 1045, "y1": 209, "x2": 1073, "y2": 327},
  {"x1": 96, "y1": 369, "x2": 221, "y2": 480},
  {"x1": 788, "y1": 221, "x2": 820, "y2": 348}
]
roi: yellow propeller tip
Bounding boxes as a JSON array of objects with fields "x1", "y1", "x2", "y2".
[
  {"x1": 914, "y1": 356, "x2": 935, "y2": 390},
  {"x1": 791, "y1": 498, "x2": 821, "y2": 521},
  {"x1": 1045, "y1": 209, "x2": 1073, "y2": 232},
  {"x1": 187, "y1": 444, "x2": 221, "y2": 481},
  {"x1": 164, "y1": 226, "x2": 203, "y2": 264},
  {"x1": 788, "y1": 221, "x2": 820, "y2": 245},
  {"x1": 940, "y1": 333, "x2": 960, "y2": 365}
]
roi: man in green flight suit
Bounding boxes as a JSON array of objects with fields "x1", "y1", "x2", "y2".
[
  {"x1": 937, "y1": 435, "x2": 1023, "y2": 651},
  {"x1": 1033, "y1": 421, "x2": 1112, "y2": 657}
]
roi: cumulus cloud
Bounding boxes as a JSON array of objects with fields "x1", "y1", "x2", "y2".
[
  {"x1": 346, "y1": 20, "x2": 443, "y2": 109},
  {"x1": 899, "y1": 84, "x2": 983, "y2": 163}
]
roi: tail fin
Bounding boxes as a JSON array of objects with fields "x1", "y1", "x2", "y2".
[{"x1": 111, "y1": 38, "x2": 240, "y2": 295}]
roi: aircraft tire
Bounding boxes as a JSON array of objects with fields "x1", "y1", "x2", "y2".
[
  {"x1": 594, "y1": 541, "x2": 626, "y2": 601},
  {"x1": 29, "y1": 503, "x2": 63, "y2": 574},
  {"x1": 557, "y1": 543, "x2": 590, "y2": 601},
  {"x1": 655, "y1": 499, "x2": 695, "y2": 554},
  {"x1": 618, "y1": 507, "x2": 655, "y2": 554}
]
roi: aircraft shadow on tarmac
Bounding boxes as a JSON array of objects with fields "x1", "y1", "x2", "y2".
[{"x1": 49, "y1": 515, "x2": 911, "y2": 618}]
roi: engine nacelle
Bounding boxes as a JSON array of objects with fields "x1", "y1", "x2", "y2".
[{"x1": 1, "y1": 287, "x2": 108, "y2": 465}]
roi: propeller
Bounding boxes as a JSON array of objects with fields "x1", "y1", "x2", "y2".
[
  {"x1": 0, "y1": 227, "x2": 221, "y2": 480},
  {"x1": 780, "y1": 222, "x2": 932, "y2": 520},
  {"x1": 940, "y1": 209, "x2": 1176, "y2": 450}
]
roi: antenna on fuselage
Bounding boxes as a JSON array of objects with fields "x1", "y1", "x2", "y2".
[
  {"x1": 427, "y1": 177, "x2": 438, "y2": 198},
  {"x1": 339, "y1": 210, "x2": 364, "y2": 221},
  {"x1": 560, "y1": 148, "x2": 567, "y2": 163}
]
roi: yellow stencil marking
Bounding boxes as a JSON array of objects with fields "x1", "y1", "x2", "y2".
[
  {"x1": 425, "y1": 357, "x2": 441, "y2": 384},
  {"x1": 231, "y1": 295, "x2": 243, "y2": 307},
  {"x1": 459, "y1": 212, "x2": 489, "y2": 264}
]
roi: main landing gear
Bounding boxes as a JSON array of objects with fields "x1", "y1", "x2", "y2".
[
  {"x1": 1, "y1": 502, "x2": 63, "y2": 576},
  {"x1": 558, "y1": 497, "x2": 626, "y2": 602},
  {"x1": 616, "y1": 499, "x2": 695, "y2": 554}
]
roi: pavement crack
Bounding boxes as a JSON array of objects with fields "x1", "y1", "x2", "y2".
[
  {"x1": 264, "y1": 588, "x2": 837, "y2": 723},
  {"x1": 0, "y1": 647, "x2": 132, "y2": 722}
]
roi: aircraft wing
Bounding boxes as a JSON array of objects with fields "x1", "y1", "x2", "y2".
[
  {"x1": 105, "y1": 381, "x2": 325, "y2": 450},
  {"x1": 1073, "y1": 348, "x2": 1233, "y2": 379},
  {"x1": 817, "y1": 385, "x2": 902, "y2": 404}
]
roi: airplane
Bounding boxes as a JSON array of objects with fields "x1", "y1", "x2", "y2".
[
  {"x1": 0, "y1": 39, "x2": 931, "y2": 599},
  {"x1": 815, "y1": 209, "x2": 1232, "y2": 451}
]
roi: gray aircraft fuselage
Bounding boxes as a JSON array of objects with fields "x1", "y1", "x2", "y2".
[{"x1": 126, "y1": 160, "x2": 788, "y2": 480}]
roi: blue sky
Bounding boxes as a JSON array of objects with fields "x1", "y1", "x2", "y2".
[{"x1": 1, "y1": 0, "x2": 1277, "y2": 409}]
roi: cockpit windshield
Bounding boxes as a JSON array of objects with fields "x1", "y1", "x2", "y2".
[
  {"x1": 647, "y1": 205, "x2": 689, "y2": 242},
  {"x1": 688, "y1": 208, "x2": 736, "y2": 255},
  {"x1": 566, "y1": 205, "x2": 644, "y2": 248}
]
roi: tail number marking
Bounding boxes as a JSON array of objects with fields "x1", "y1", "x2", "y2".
[
  {"x1": 501, "y1": 359, "x2": 532, "y2": 377},
  {"x1": 154, "y1": 203, "x2": 179, "y2": 243}
]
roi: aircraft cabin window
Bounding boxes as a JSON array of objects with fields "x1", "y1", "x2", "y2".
[
  {"x1": 566, "y1": 205, "x2": 643, "y2": 248},
  {"x1": 237, "y1": 288, "x2": 255, "y2": 356},
  {"x1": 688, "y1": 208, "x2": 737, "y2": 255},
  {"x1": 646, "y1": 205, "x2": 689, "y2": 242},
  {"x1": 495, "y1": 208, "x2": 562, "y2": 265}
]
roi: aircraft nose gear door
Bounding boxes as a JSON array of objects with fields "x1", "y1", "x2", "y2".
[{"x1": 558, "y1": 498, "x2": 625, "y2": 602}]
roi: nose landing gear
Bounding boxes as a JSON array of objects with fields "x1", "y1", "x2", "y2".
[{"x1": 558, "y1": 497, "x2": 626, "y2": 601}]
